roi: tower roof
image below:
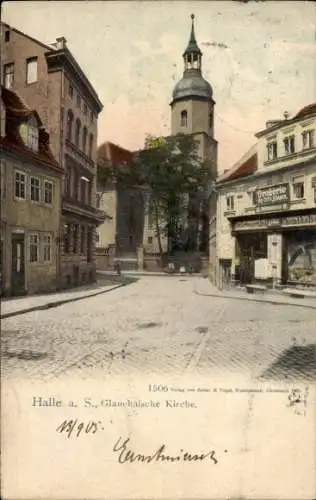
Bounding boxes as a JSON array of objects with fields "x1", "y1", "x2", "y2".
[
  {"x1": 183, "y1": 14, "x2": 202, "y2": 57},
  {"x1": 171, "y1": 14, "x2": 213, "y2": 105}
]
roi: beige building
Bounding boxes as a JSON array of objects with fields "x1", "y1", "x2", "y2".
[
  {"x1": 1, "y1": 22, "x2": 105, "y2": 288},
  {"x1": 215, "y1": 103, "x2": 316, "y2": 289},
  {"x1": 96, "y1": 142, "x2": 145, "y2": 270},
  {"x1": 0, "y1": 87, "x2": 63, "y2": 296}
]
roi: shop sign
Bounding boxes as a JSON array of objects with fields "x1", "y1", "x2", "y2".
[
  {"x1": 255, "y1": 183, "x2": 289, "y2": 207},
  {"x1": 234, "y1": 213, "x2": 316, "y2": 231}
]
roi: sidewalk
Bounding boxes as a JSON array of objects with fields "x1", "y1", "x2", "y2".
[
  {"x1": 194, "y1": 279, "x2": 316, "y2": 310},
  {"x1": 0, "y1": 278, "x2": 126, "y2": 319}
]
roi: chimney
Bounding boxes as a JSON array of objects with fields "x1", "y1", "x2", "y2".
[
  {"x1": 56, "y1": 36, "x2": 67, "y2": 50},
  {"x1": 283, "y1": 110, "x2": 290, "y2": 120}
]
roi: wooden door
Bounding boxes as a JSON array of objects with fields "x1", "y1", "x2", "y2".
[{"x1": 11, "y1": 233, "x2": 25, "y2": 295}]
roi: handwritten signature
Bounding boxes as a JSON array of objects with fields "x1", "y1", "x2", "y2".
[{"x1": 113, "y1": 437, "x2": 222, "y2": 464}]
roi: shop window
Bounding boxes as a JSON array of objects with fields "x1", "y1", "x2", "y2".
[
  {"x1": 284, "y1": 135, "x2": 295, "y2": 155},
  {"x1": 180, "y1": 110, "x2": 188, "y2": 127},
  {"x1": 302, "y1": 130, "x2": 315, "y2": 150},
  {"x1": 226, "y1": 195, "x2": 235, "y2": 211},
  {"x1": 64, "y1": 225, "x2": 71, "y2": 253},
  {"x1": 267, "y1": 141, "x2": 277, "y2": 161},
  {"x1": 293, "y1": 181, "x2": 304, "y2": 199}
]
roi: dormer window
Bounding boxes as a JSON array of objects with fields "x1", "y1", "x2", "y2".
[
  {"x1": 180, "y1": 110, "x2": 188, "y2": 127},
  {"x1": 20, "y1": 122, "x2": 39, "y2": 152},
  {"x1": 284, "y1": 135, "x2": 295, "y2": 155}
]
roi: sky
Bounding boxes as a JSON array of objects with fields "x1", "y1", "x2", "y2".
[{"x1": 2, "y1": 0, "x2": 316, "y2": 172}]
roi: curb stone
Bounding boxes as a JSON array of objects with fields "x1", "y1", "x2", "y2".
[
  {"x1": 193, "y1": 290, "x2": 316, "y2": 310},
  {"x1": 1, "y1": 283, "x2": 127, "y2": 320}
]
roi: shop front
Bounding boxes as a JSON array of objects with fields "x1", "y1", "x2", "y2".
[{"x1": 231, "y1": 210, "x2": 316, "y2": 287}]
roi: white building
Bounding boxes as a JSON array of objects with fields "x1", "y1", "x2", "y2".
[{"x1": 215, "y1": 103, "x2": 316, "y2": 289}]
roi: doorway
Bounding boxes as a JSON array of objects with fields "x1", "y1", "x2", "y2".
[{"x1": 11, "y1": 233, "x2": 25, "y2": 296}]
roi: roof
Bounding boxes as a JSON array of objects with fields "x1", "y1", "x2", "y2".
[
  {"x1": 183, "y1": 14, "x2": 202, "y2": 57},
  {"x1": 1, "y1": 86, "x2": 61, "y2": 171},
  {"x1": 3, "y1": 22, "x2": 103, "y2": 113},
  {"x1": 217, "y1": 144, "x2": 258, "y2": 184},
  {"x1": 256, "y1": 102, "x2": 316, "y2": 137},
  {"x1": 98, "y1": 141, "x2": 134, "y2": 166},
  {"x1": 294, "y1": 103, "x2": 316, "y2": 119}
]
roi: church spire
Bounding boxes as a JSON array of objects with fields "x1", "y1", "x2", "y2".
[{"x1": 183, "y1": 14, "x2": 202, "y2": 72}]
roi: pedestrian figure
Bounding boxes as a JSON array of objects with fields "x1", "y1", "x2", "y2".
[{"x1": 114, "y1": 261, "x2": 121, "y2": 276}]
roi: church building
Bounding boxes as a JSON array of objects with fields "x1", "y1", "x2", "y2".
[{"x1": 143, "y1": 14, "x2": 218, "y2": 268}]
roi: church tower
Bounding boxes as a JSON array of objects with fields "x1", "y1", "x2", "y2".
[
  {"x1": 170, "y1": 14, "x2": 217, "y2": 255},
  {"x1": 171, "y1": 14, "x2": 216, "y2": 163}
]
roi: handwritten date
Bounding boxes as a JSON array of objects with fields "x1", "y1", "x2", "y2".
[{"x1": 56, "y1": 419, "x2": 103, "y2": 438}]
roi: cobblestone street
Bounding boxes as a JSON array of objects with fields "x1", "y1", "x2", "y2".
[{"x1": 1, "y1": 277, "x2": 316, "y2": 381}]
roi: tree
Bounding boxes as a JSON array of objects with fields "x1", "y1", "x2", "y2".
[
  {"x1": 97, "y1": 133, "x2": 214, "y2": 261},
  {"x1": 135, "y1": 133, "x2": 213, "y2": 259}
]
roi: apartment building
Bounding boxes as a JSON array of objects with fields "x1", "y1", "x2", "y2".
[
  {"x1": 215, "y1": 103, "x2": 316, "y2": 289},
  {"x1": 1, "y1": 23, "x2": 105, "y2": 288},
  {"x1": 0, "y1": 87, "x2": 63, "y2": 296}
]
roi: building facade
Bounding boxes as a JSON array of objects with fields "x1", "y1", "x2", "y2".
[
  {"x1": 96, "y1": 142, "x2": 145, "y2": 270},
  {"x1": 1, "y1": 87, "x2": 63, "y2": 296},
  {"x1": 1, "y1": 23, "x2": 105, "y2": 288},
  {"x1": 215, "y1": 104, "x2": 316, "y2": 289}
]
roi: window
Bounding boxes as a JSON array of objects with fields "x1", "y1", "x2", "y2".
[
  {"x1": 302, "y1": 130, "x2": 315, "y2": 150},
  {"x1": 82, "y1": 126, "x2": 88, "y2": 153},
  {"x1": 30, "y1": 177, "x2": 40, "y2": 202},
  {"x1": 15, "y1": 171, "x2": 26, "y2": 199},
  {"x1": 209, "y1": 112, "x2": 213, "y2": 129},
  {"x1": 65, "y1": 166, "x2": 72, "y2": 195},
  {"x1": 27, "y1": 126, "x2": 39, "y2": 151},
  {"x1": 314, "y1": 186, "x2": 316, "y2": 204},
  {"x1": 69, "y1": 83, "x2": 74, "y2": 98},
  {"x1": 43, "y1": 234, "x2": 52, "y2": 262},
  {"x1": 83, "y1": 103, "x2": 88, "y2": 115},
  {"x1": 80, "y1": 226, "x2": 86, "y2": 254},
  {"x1": 44, "y1": 181, "x2": 53, "y2": 204},
  {"x1": 66, "y1": 110, "x2": 74, "y2": 141},
  {"x1": 267, "y1": 141, "x2": 277, "y2": 160},
  {"x1": 226, "y1": 195, "x2": 234, "y2": 211},
  {"x1": 147, "y1": 236, "x2": 153, "y2": 244},
  {"x1": 88, "y1": 134, "x2": 93, "y2": 158},
  {"x1": 75, "y1": 118, "x2": 81, "y2": 147},
  {"x1": 284, "y1": 135, "x2": 295, "y2": 155},
  {"x1": 64, "y1": 225, "x2": 71, "y2": 253},
  {"x1": 80, "y1": 176, "x2": 87, "y2": 203},
  {"x1": 73, "y1": 224, "x2": 79, "y2": 253},
  {"x1": 26, "y1": 57, "x2": 38, "y2": 84},
  {"x1": 73, "y1": 170, "x2": 79, "y2": 200},
  {"x1": 180, "y1": 110, "x2": 188, "y2": 127},
  {"x1": 5, "y1": 30, "x2": 10, "y2": 42},
  {"x1": 293, "y1": 181, "x2": 304, "y2": 199},
  {"x1": 76, "y1": 93, "x2": 81, "y2": 109},
  {"x1": 90, "y1": 110, "x2": 94, "y2": 123},
  {"x1": 3, "y1": 63, "x2": 14, "y2": 89},
  {"x1": 29, "y1": 234, "x2": 39, "y2": 262}
]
